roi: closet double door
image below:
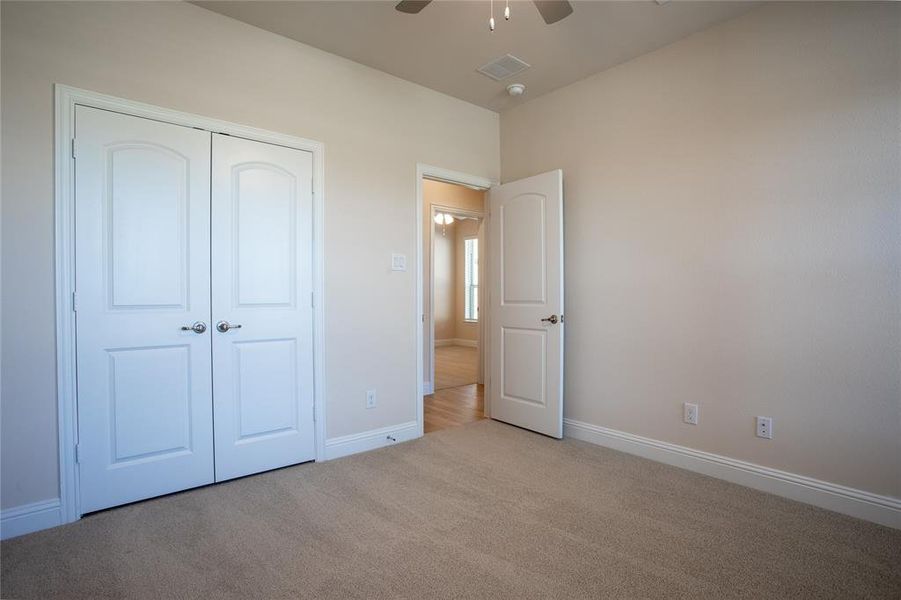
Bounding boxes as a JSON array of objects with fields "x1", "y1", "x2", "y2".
[{"x1": 74, "y1": 106, "x2": 315, "y2": 513}]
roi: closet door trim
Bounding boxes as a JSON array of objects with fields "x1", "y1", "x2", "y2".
[{"x1": 53, "y1": 84, "x2": 326, "y2": 525}]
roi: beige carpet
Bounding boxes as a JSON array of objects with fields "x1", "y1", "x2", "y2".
[
  {"x1": 2, "y1": 420, "x2": 899, "y2": 599},
  {"x1": 434, "y1": 345, "x2": 478, "y2": 390}
]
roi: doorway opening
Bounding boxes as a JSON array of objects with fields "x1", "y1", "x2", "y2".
[
  {"x1": 418, "y1": 172, "x2": 491, "y2": 434},
  {"x1": 429, "y1": 205, "x2": 483, "y2": 432}
]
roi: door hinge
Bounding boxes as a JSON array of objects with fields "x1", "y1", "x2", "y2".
[
  {"x1": 71, "y1": 138, "x2": 77, "y2": 159},
  {"x1": 310, "y1": 292, "x2": 314, "y2": 309},
  {"x1": 75, "y1": 443, "x2": 81, "y2": 463},
  {"x1": 312, "y1": 404, "x2": 316, "y2": 422},
  {"x1": 72, "y1": 291, "x2": 78, "y2": 312}
]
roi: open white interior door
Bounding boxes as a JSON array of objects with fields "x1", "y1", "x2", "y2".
[{"x1": 489, "y1": 169, "x2": 564, "y2": 438}]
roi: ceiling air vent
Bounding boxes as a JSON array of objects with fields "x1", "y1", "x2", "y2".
[{"x1": 477, "y1": 54, "x2": 531, "y2": 81}]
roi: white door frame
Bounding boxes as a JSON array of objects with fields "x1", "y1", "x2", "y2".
[
  {"x1": 54, "y1": 85, "x2": 327, "y2": 524},
  {"x1": 428, "y1": 203, "x2": 485, "y2": 393},
  {"x1": 415, "y1": 164, "x2": 494, "y2": 437}
]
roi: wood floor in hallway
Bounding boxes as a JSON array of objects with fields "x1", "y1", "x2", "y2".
[
  {"x1": 434, "y1": 345, "x2": 479, "y2": 390},
  {"x1": 427, "y1": 342, "x2": 484, "y2": 433},
  {"x1": 424, "y1": 383, "x2": 485, "y2": 433}
]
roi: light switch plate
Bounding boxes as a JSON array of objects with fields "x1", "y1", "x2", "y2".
[{"x1": 391, "y1": 254, "x2": 407, "y2": 271}]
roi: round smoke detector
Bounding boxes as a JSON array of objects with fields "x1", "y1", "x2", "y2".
[{"x1": 506, "y1": 83, "x2": 526, "y2": 96}]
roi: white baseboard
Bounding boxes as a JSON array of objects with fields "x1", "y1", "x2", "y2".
[
  {"x1": 324, "y1": 421, "x2": 420, "y2": 461},
  {"x1": 1, "y1": 498, "x2": 63, "y2": 540},
  {"x1": 423, "y1": 381, "x2": 434, "y2": 395},
  {"x1": 563, "y1": 418, "x2": 901, "y2": 530},
  {"x1": 435, "y1": 338, "x2": 478, "y2": 348}
]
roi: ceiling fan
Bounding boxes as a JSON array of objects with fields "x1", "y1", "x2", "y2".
[{"x1": 395, "y1": 0, "x2": 574, "y2": 27}]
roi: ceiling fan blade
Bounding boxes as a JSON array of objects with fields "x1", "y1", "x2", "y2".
[
  {"x1": 395, "y1": 0, "x2": 432, "y2": 14},
  {"x1": 532, "y1": 0, "x2": 574, "y2": 24}
]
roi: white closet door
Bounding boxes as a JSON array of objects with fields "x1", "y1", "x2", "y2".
[
  {"x1": 75, "y1": 106, "x2": 214, "y2": 513},
  {"x1": 211, "y1": 134, "x2": 316, "y2": 481}
]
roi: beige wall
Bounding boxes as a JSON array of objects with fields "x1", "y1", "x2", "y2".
[
  {"x1": 433, "y1": 221, "x2": 456, "y2": 341},
  {"x1": 501, "y1": 2, "x2": 900, "y2": 498},
  {"x1": 453, "y1": 218, "x2": 481, "y2": 342},
  {"x1": 0, "y1": 1, "x2": 499, "y2": 510},
  {"x1": 422, "y1": 180, "x2": 484, "y2": 383}
]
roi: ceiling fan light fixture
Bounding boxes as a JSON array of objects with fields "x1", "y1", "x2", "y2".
[
  {"x1": 395, "y1": 0, "x2": 573, "y2": 27},
  {"x1": 434, "y1": 212, "x2": 455, "y2": 236}
]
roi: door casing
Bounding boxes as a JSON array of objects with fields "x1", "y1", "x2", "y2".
[{"x1": 54, "y1": 85, "x2": 326, "y2": 525}]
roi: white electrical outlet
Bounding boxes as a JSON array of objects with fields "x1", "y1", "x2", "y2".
[
  {"x1": 756, "y1": 416, "x2": 773, "y2": 439},
  {"x1": 366, "y1": 390, "x2": 377, "y2": 409},
  {"x1": 683, "y1": 403, "x2": 699, "y2": 425}
]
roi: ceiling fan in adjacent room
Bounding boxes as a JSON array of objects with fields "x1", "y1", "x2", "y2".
[{"x1": 396, "y1": 0, "x2": 574, "y2": 30}]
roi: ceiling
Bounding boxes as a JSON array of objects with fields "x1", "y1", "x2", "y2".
[{"x1": 194, "y1": 1, "x2": 759, "y2": 112}]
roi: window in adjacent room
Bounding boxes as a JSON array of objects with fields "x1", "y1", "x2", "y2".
[{"x1": 464, "y1": 237, "x2": 479, "y2": 322}]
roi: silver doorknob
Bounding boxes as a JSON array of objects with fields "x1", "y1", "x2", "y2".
[
  {"x1": 541, "y1": 315, "x2": 559, "y2": 325},
  {"x1": 181, "y1": 321, "x2": 207, "y2": 334},
  {"x1": 216, "y1": 321, "x2": 243, "y2": 333}
]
